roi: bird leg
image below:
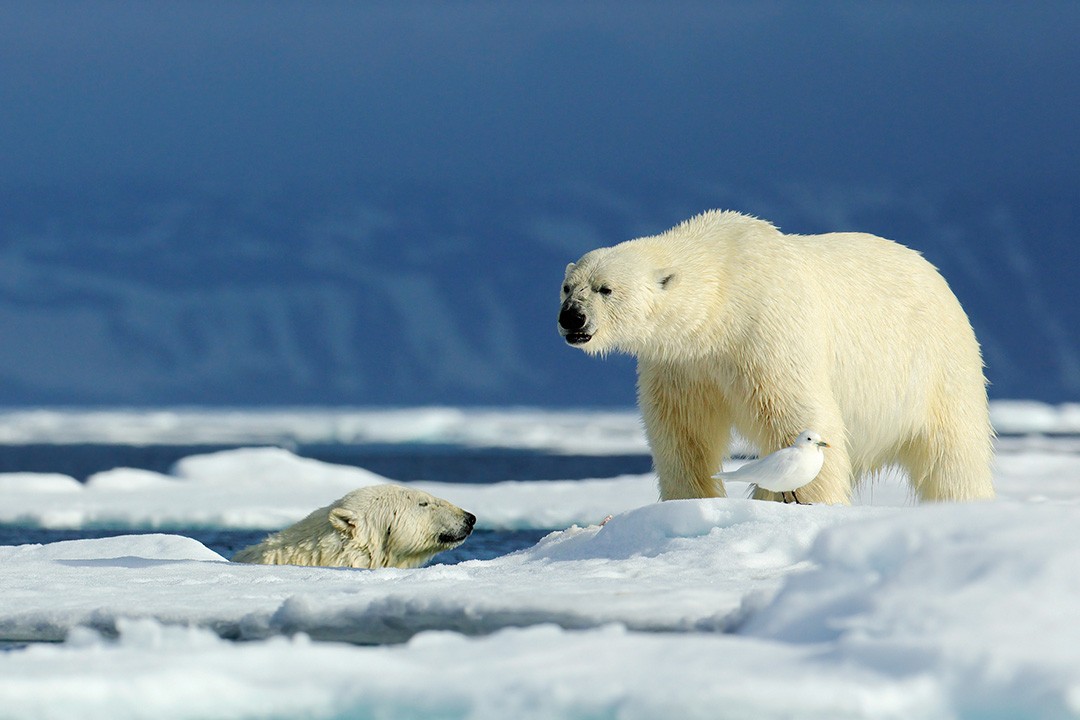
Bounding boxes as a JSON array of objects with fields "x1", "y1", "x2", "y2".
[{"x1": 792, "y1": 490, "x2": 810, "y2": 505}]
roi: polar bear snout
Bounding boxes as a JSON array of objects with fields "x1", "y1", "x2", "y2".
[
  {"x1": 559, "y1": 301, "x2": 587, "y2": 330},
  {"x1": 439, "y1": 511, "x2": 477, "y2": 545},
  {"x1": 559, "y1": 301, "x2": 592, "y2": 344}
]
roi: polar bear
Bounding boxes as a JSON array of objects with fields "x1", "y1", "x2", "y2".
[
  {"x1": 232, "y1": 485, "x2": 476, "y2": 568},
  {"x1": 558, "y1": 210, "x2": 994, "y2": 504}
]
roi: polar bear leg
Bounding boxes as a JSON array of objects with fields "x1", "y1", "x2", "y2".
[
  {"x1": 639, "y1": 361, "x2": 730, "y2": 500},
  {"x1": 900, "y1": 407, "x2": 995, "y2": 501}
]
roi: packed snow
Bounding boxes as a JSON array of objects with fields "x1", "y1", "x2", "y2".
[
  {"x1": 0, "y1": 399, "x2": 1073, "y2": 452},
  {"x1": 0, "y1": 407, "x2": 651, "y2": 455},
  {"x1": 1, "y1": 405, "x2": 1080, "y2": 719}
]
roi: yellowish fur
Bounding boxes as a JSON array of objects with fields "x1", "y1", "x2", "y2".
[
  {"x1": 560, "y1": 210, "x2": 994, "y2": 504},
  {"x1": 232, "y1": 485, "x2": 475, "y2": 569}
]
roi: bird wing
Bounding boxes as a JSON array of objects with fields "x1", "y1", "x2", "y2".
[
  {"x1": 748, "y1": 449, "x2": 802, "y2": 487},
  {"x1": 713, "y1": 455, "x2": 762, "y2": 481},
  {"x1": 715, "y1": 449, "x2": 790, "y2": 481}
]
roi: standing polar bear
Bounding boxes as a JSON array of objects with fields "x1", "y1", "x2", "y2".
[
  {"x1": 558, "y1": 210, "x2": 994, "y2": 504},
  {"x1": 233, "y1": 485, "x2": 476, "y2": 569}
]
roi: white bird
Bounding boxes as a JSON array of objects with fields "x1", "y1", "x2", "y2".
[{"x1": 712, "y1": 430, "x2": 830, "y2": 504}]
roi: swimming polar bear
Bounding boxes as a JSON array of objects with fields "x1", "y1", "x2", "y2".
[{"x1": 233, "y1": 485, "x2": 476, "y2": 568}]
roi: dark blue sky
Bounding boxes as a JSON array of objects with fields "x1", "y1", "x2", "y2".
[
  {"x1": 0, "y1": 2, "x2": 1078, "y2": 405},
  {"x1": 4, "y1": 2, "x2": 1077, "y2": 192}
]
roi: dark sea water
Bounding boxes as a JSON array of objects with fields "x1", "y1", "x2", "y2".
[
  {"x1": 0, "y1": 443, "x2": 652, "y2": 561},
  {"x1": 0, "y1": 526, "x2": 550, "y2": 565},
  {"x1": 0, "y1": 443, "x2": 653, "y2": 485}
]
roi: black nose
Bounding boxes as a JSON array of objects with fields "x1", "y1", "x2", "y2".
[
  {"x1": 559, "y1": 304, "x2": 586, "y2": 331},
  {"x1": 464, "y1": 512, "x2": 477, "y2": 528}
]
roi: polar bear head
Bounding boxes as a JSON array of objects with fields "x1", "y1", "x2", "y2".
[
  {"x1": 233, "y1": 484, "x2": 477, "y2": 569},
  {"x1": 327, "y1": 485, "x2": 477, "y2": 569},
  {"x1": 558, "y1": 242, "x2": 680, "y2": 356}
]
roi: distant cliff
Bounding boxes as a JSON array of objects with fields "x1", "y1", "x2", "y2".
[{"x1": 0, "y1": 181, "x2": 1075, "y2": 406}]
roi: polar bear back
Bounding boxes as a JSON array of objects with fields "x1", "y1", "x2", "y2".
[{"x1": 560, "y1": 210, "x2": 993, "y2": 503}]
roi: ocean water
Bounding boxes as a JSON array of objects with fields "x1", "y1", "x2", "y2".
[
  {"x1": 0, "y1": 443, "x2": 652, "y2": 561},
  {"x1": 0, "y1": 526, "x2": 550, "y2": 565},
  {"x1": 0, "y1": 443, "x2": 653, "y2": 485}
]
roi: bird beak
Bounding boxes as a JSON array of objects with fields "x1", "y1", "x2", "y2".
[{"x1": 817, "y1": 440, "x2": 830, "y2": 448}]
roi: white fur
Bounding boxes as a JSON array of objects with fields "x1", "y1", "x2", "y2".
[
  {"x1": 559, "y1": 210, "x2": 994, "y2": 504},
  {"x1": 232, "y1": 485, "x2": 476, "y2": 569}
]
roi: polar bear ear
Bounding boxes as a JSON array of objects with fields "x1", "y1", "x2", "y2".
[
  {"x1": 329, "y1": 507, "x2": 360, "y2": 534},
  {"x1": 565, "y1": 262, "x2": 576, "y2": 275},
  {"x1": 329, "y1": 505, "x2": 384, "y2": 565},
  {"x1": 656, "y1": 269, "x2": 678, "y2": 290}
]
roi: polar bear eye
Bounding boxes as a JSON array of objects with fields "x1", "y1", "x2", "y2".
[
  {"x1": 562, "y1": 284, "x2": 570, "y2": 295},
  {"x1": 418, "y1": 501, "x2": 429, "y2": 507},
  {"x1": 598, "y1": 286, "x2": 612, "y2": 296}
]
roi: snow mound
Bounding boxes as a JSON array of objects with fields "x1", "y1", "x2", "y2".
[
  {"x1": 0, "y1": 499, "x2": 869, "y2": 645},
  {"x1": 0, "y1": 619, "x2": 944, "y2": 720},
  {"x1": 742, "y1": 502, "x2": 1080, "y2": 717},
  {"x1": 85, "y1": 468, "x2": 181, "y2": 491},
  {"x1": 171, "y1": 446, "x2": 387, "y2": 488},
  {"x1": 3, "y1": 496, "x2": 1080, "y2": 718},
  {"x1": 524, "y1": 497, "x2": 870, "y2": 563},
  {"x1": 0, "y1": 473, "x2": 81, "y2": 494},
  {"x1": 991, "y1": 400, "x2": 1080, "y2": 435},
  {"x1": 0, "y1": 533, "x2": 225, "y2": 563}
]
